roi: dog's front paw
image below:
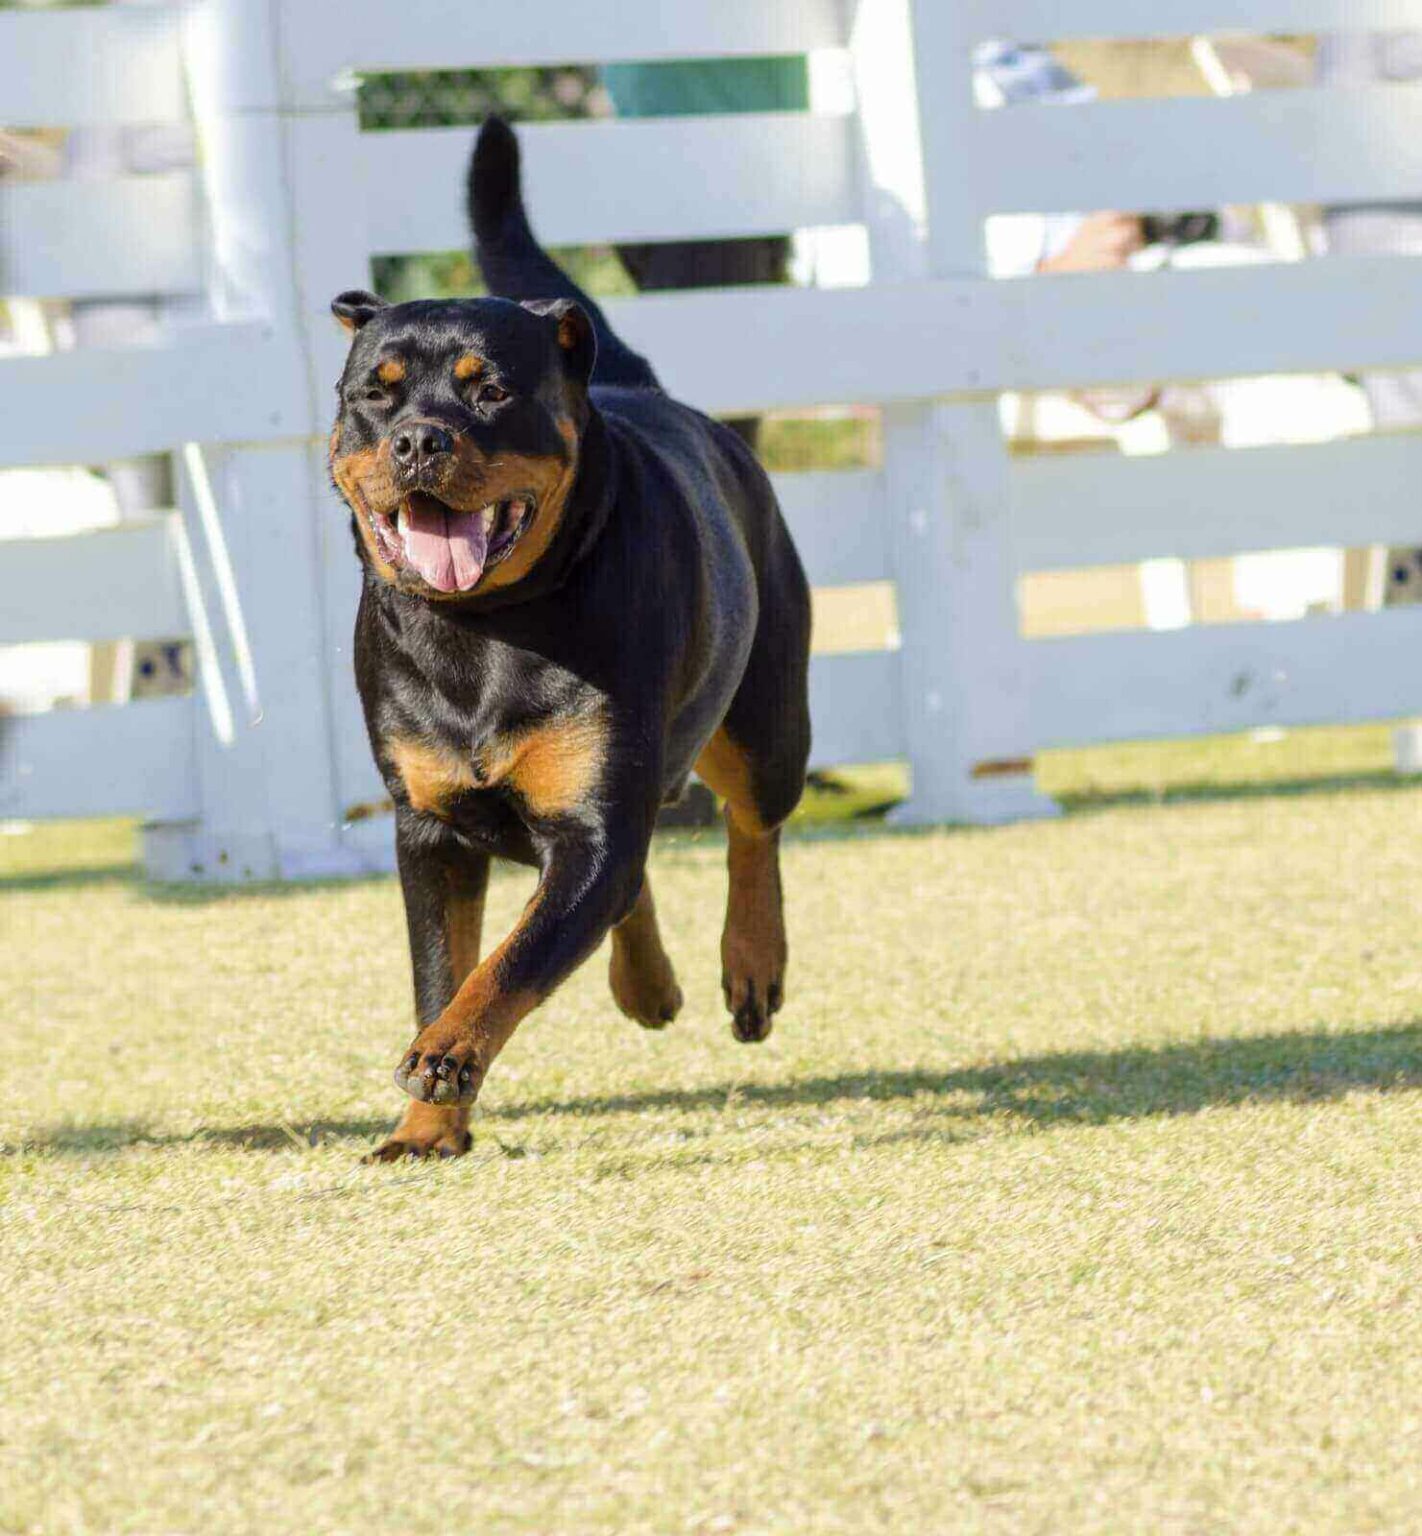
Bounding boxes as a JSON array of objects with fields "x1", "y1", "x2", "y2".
[
  {"x1": 393, "y1": 1024, "x2": 487, "y2": 1105},
  {"x1": 364, "y1": 1101, "x2": 473, "y2": 1163}
]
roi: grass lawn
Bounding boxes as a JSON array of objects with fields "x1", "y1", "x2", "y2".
[{"x1": 4, "y1": 738, "x2": 1422, "y2": 1532}]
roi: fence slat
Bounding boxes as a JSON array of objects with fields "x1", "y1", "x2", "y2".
[
  {"x1": 602, "y1": 255, "x2": 1422, "y2": 414},
  {"x1": 771, "y1": 471, "x2": 890, "y2": 588},
  {"x1": 0, "y1": 518, "x2": 187, "y2": 645},
  {"x1": 807, "y1": 650, "x2": 905, "y2": 768},
  {"x1": 358, "y1": 114, "x2": 857, "y2": 252},
  {"x1": 0, "y1": 324, "x2": 310, "y2": 468},
  {"x1": 0, "y1": 8, "x2": 184, "y2": 125},
  {"x1": 278, "y1": 0, "x2": 846, "y2": 108},
  {"x1": 955, "y1": 0, "x2": 1422, "y2": 42},
  {"x1": 0, "y1": 698, "x2": 198, "y2": 821},
  {"x1": 1, "y1": 176, "x2": 200, "y2": 302},
  {"x1": 1028, "y1": 608, "x2": 1422, "y2": 749},
  {"x1": 1013, "y1": 435, "x2": 1422, "y2": 572},
  {"x1": 970, "y1": 90, "x2": 1422, "y2": 218},
  {"x1": 16, "y1": 266, "x2": 1420, "y2": 462}
]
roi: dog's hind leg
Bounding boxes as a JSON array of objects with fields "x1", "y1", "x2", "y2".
[
  {"x1": 609, "y1": 874, "x2": 683, "y2": 1029},
  {"x1": 695, "y1": 721, "x2": 804, "y2": 1044},
  {"x1": 695, "y1": 500, "x2": 812, "y2": 1042}
]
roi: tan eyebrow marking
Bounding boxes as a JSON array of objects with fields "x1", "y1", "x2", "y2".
[
  {"x1": 377, "y1": 358, "x2": 406, "y2": 385},
  {"x1": 453, "y1": 354, "x2": 485, "y2": 382}
]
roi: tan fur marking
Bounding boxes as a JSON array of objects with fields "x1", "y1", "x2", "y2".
[
  {"x1": 453, "y1": 353, "x2": 485, "y2": 381},
  {"x1": 556, "y1": 313, "x2": 582, "y2": 352},
  {"x1": 331, "y1": 444, "x2": 400, "y2": 585},
  {"x1": 609, "y1": 877, "x2": 683, "y2": 1028},
  {"x1": 696, "y1": 726, "x2": 787, "y2": 1034},
  {"x1": 695, "y1": 726, "x2": 769, "y2": 834},
  {"x1": 479, "y1": 710, "x2": 607, "y2": 819},
  {"x1": 389, "y1": 738, "x2": 477, "y2": 818},
  {"x1": 446, "y1": 880, "x2": 486, "y2": 989},
  {"x1": 330, "y1": 413, "x2": 578, "y2": 597},
  {"x1": 478, "y1": 419, "x2": 579, "y2": 593},
  {"x1": 367, "y1": 1099, "x2": 472, "y2": 1161},
  {"x1": 377, "y1": 358, "x2": 407, "y2": 385}
]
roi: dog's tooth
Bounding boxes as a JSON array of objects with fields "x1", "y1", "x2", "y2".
[{"x1": 397, "y1": 505, "x2": 408, "y2": 537}]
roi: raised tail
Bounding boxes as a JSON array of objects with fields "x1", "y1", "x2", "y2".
[{"x1": 468, "y1": 117, "x2": 660, "y2": 391}]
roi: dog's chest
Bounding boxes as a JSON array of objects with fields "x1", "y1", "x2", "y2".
[{"x1": 387, "y1": 709, "x2": 608, "y2": 826}]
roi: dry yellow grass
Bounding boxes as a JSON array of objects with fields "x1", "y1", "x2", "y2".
[{"x1": 4, "y1": 760, "x2": 1422, "y2": 1532}]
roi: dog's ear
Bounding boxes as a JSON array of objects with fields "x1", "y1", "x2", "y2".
[
  {"x1": 331, "y1": 290, "x2": 388, "y2": 334},
  {"x1": 523, "y1": 298, "x2": 596, "y2": 384}
]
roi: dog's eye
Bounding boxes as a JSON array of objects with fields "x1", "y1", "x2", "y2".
[
  {"x1": 476, "y1": 383, "x2": 509, "y2": 405},
  {"x1": 361, "y1": 387, "x2": 388, "y2": 405}
]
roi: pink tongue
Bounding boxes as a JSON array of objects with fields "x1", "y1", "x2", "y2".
[{"x1": 402, "y1": 495, "x2": 489, "y2": 592}]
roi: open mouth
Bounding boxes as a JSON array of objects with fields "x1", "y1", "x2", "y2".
[{"x1": 371, "y1": 491, "x2": 535, "y2": 593}]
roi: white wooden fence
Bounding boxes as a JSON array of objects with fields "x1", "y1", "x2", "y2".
[{"x1": 3, "y1": 0, "x2": 1422, "y2": 878}]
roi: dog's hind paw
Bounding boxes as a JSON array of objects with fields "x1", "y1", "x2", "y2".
[
  {"x1": 724, "y1": 974, "x2": 783, "y2": 1044},
  {"x1": 610, "y1": 948, "x2": 684, "y2": 1030}
]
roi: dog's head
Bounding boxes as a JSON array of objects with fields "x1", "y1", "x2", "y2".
[{"x1": 328, "y1": 292, "x2": 594, "y2": 600}]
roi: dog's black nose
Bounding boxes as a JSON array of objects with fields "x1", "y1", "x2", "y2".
[{"x1": 391, "y1": 422, "x2": 454, "y2": 468}]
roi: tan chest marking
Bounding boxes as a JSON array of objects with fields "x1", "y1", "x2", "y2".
[
  {"x1": 389, "y1": 711, "x2": 608, "y2": 821},
  {"x1": 481, "y1": 712, "x2": 608, "y2": 818},
  {"x1": 389, "y1": 739, "x2": 478, "y2": 817}
]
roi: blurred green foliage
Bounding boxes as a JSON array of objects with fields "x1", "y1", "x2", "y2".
[{"x1": 357, "y1": 66, "x2": 606, "y2": 132}]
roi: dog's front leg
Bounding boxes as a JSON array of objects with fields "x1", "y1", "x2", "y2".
[{"x1": 393, "y1": 833, "x2": 642, "y2": 1107}]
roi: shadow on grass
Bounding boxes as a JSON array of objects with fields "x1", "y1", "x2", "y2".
[
  {"x1": 0, "y1": 865, "x2": 137, "y2": 894},
  {"x1": 490, "y1": 1022, "x2": 1422, "y2": 1126},
  {"x1": 9, "y1": 1022, "x2": 1421, "y2": 1159},
  {"x1": 1054, "y1": 768, "x2": 1422, "y2": 816}
]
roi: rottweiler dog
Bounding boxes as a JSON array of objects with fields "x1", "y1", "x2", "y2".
[{"x1": 328, "y1": 118, "x2": 811, "y2": 1161}]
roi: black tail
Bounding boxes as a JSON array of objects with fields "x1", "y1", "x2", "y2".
[{"x1": 468, "y1": 117, "x2": 659, "y2": 391}]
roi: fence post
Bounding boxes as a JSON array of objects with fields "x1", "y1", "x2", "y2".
[
  {"x1": 281, "y1": 107, "x2": 399, "y2": 872},
  {"x1": 851, "y1": 0, "x2": 1057, "y2": 823},
  {"x1": 154, "y1": 0, "x2": 362, "y2": 879}
]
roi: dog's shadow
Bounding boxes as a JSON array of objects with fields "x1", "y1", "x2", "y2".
[{"x1": 11, "y1": 1021, "x2": 1422, "y2": 1159}]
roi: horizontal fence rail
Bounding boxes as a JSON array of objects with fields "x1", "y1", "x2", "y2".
[
  {"x1": 1028, "y1": 607, "x2": 1422, "y2": 749},
  {"x1": 0, "y1": 7, "x2": 185, "y2": 127},
  {"x1": 357, "y1": 114, "x2": 857, "y2": 252},
  {"x1": 277, "y1": 0, "x2": 846, "y2": 109},
  {"x1": 0, "y1": 325, "x2": 309, "y2": 468},
  {"x1": 0, "y1": 698, "x2": 198, "y2": 822},
  {"x1": 1012, "y1": 435, "x2": 1422, "y2": 572},
  {"x1": 955, "y1": 0, "x2": 1422, "y2": 42},
  {"x1": 13, "y1": 259, "x2": 1422, "y2": 464},
  {"x1": 0, "y1": 176, "x2": 201, "y2": 302},
  {"x1": 0, "y1": 519, "x2": 187, "y2": 646},
  {"x1": 970, "y1": 89, "x2": 1422, "y2": 219},
  {"x1": 605, "y1": 256, "x2": 1422, "y2": 415}
]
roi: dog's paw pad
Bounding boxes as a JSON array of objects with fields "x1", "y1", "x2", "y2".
[{"x1": 392, "y1": 1038, "x2": 483, "y2": 1105}]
